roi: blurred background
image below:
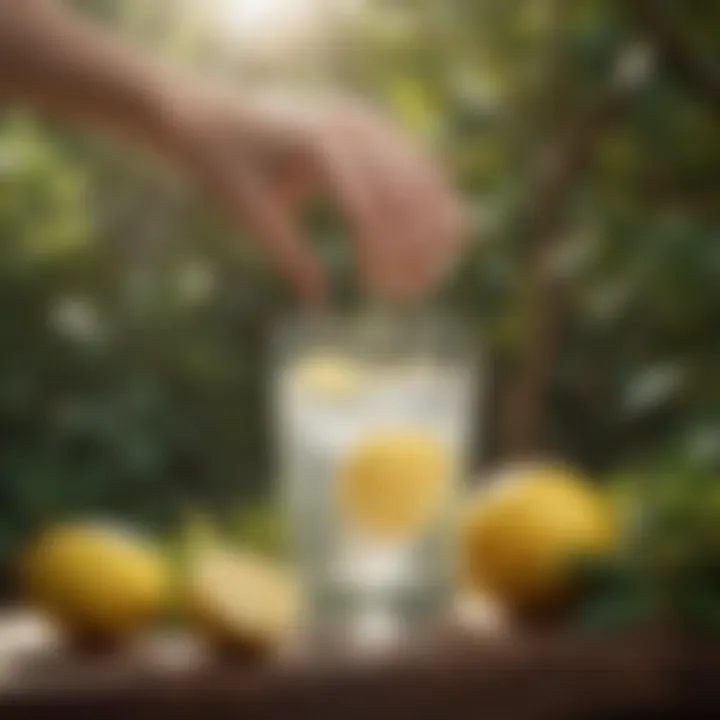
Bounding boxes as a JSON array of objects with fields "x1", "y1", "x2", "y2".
[{"x1": 0, "y1": 0, "x2": 718, "y2": 589}]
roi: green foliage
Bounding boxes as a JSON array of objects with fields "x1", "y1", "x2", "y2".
[
  {"x1": 574, "y1": 458, "x2": 720, "y2": 634},
  {"x1": 231, "y1": 501, "x2": 288, "y2": 558},
  {"x1": 572, "y1": 555, "x2": 654, "y2": 634},
  {"x1": 0, "y1": 112, "x2": 288, "y2": 567},
  {"x1": 0, "y1": 0, "x2": 719, "y2": 582}
]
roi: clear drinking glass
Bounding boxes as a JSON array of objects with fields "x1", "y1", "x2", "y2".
[{"x1": 273, "y1": 314, "x2": 475, "y2": 651}]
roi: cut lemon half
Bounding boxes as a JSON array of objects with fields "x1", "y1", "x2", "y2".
[
  {"x1": 338, "y1": 429, "x2": 451, "y2": 541},
  {"x1": 187, "y1": 549, "x2": 298, "y2": 657}
]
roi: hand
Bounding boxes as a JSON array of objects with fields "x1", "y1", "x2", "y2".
[{"x1": 167, "y1": 91, "x2": 467, "y2": 304}]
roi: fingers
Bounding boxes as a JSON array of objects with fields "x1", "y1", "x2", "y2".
[
  {"x1": 260, "y1": 152, "x2": 319, "y2": 210},
  {"x1": 239, "y1": 179, "x2": 326, "y2": 305},
  {"x1": 188, "y1": 94, "x2": 465, "y2": 305},
  {"x1": 315, "y1": 134, "x2": 389, "y2": 289},
  {"x1": 313, "y1": 105, "x2": 467, "y2": 301},
  {"x1": 204, "y1": 156, "x2": 326, "y2": 305}
]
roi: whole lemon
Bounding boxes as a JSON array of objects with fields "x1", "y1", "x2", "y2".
[
  {"x1": 22, "y1": 522, "x2": 169, "y2": 643},
  {"x1": 460, "y1": 463, "x2": 617, "y2": 614}
]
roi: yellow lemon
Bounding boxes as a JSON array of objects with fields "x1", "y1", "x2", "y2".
[
  {"x1": 339, "y1": 428, "x2": 451, "y2": 540},
  {"x1": 461, "y1": 463, "x2": 617, "y2": 613},
  {"x1": 187, "y1": 548, "x2": 298, "y2": 658},
  {"x1": 22, "y1": 522, "x2": 169, "y2": 643},
  {"x1": 290, "y1": 353, "x2": 365, "y2": 398}
]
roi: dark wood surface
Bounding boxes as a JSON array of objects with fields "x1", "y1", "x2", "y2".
[{"x1": 0, "y1": 612, "x2": 718, "y2": 719}]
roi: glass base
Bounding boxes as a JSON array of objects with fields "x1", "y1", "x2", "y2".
[{"x1": 299, "y1": 561, "x2": 452, "y2": 656}]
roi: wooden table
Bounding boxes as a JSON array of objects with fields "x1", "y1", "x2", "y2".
[{"x1": 0, "y1": 611, "x2": 718, "y2": 718}]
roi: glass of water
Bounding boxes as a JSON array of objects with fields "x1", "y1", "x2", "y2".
[{"x1": 273, "y1": 314, "x2": 475, "y2": 651}]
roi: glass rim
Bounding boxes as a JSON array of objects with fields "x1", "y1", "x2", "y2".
[{"x1": 270, "y1": 310, "x2": 477, "y2": 363}]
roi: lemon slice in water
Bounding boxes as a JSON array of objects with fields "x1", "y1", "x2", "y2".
[
  {"x1": 291, "y1": 353, "x2": 366, "y2": 398},
  {"x1": 339, "y1": 429, "x2": 451, "y2": 541}
]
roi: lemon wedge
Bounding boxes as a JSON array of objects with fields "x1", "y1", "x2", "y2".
[{"x1": 187, "y1": 548, "x2": 298, "y2": 657}]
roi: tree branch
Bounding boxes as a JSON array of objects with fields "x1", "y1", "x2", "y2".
[
  {"x1": 497, "y1": 87, "x2": 629, "y2": 459},
  {"x1": 628, "y1": 0, "x2": 720, "y2": 110}
]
